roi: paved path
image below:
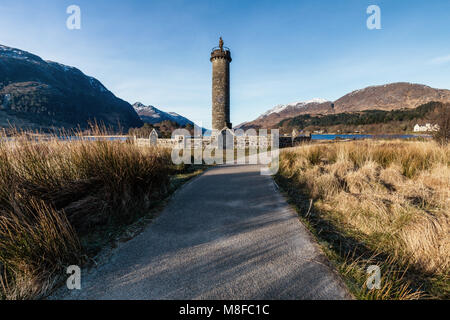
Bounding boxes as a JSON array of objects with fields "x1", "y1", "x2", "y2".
[{"x1": 59, "y1": 165, "x2": 352, "y2": 300}]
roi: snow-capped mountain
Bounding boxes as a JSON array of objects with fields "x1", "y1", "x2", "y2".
[
  {"x1": 133, "y1": 102, "x2": 194, "y2": 127},
  {"x1": 257, "y1": 98, "x2": 329, "y2": 119},
  {"x1": 0, "y1": 44, "x2": 143, "y2": 131},
  {"x1": 237, "y1": 98, "x2": 332, "y2": 129},
  {"x1": 237, "y1": 82, "x2": 450, "y2": 129}
]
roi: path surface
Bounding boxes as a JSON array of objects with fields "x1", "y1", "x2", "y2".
[{"x1": 59, "y1": 165, "x2": 352, "y2": 300}]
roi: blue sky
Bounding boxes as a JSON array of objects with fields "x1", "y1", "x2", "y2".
[{"x1": 1, "y1": 0, "x2": 450, "y2": 128}]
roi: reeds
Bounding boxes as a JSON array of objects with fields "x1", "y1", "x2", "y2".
[
  {"x1": 0, "y1": 129, "x2": 173, "y2": 299},
  {"x1": 277, "y1": 140, "x2": 449, "y2": 299}
]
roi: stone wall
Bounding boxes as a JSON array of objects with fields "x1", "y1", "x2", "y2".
[{"x1": 135, "y1": 134, "x2": 311, "y2": 149}]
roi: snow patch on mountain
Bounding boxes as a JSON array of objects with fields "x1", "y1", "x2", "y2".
[
  {"x1": 0, "y1": 45, "x2": 28, "y2": 59},
  {"x1": 46, "y1": 61, "x2": 78, "y2": 73},
  {"x1": 88, "y1": 76, "x2": 107, "y2": 92},
  {"x1": 258, "y1": 98, "x2": 328, "y2": 119},
  {"x1": 0, "y1": 45, "x2": 43, "y2": 63},
  {"x1": 133, "y1": 103, "x2": 193, "y2": 126}
]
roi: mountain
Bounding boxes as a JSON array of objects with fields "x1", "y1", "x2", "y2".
[
  {"x1": 133, "y1": 102, "x2": 194, "y2": 127},
  {"x1": 236, "y1": 99, "x2": 333, "y2": 129},
  {"x1": 278, "y1": 101, "x2": 448, "y2": 135},
  {"x1": 238, "y1": 82, "x2": 450, "y2": 129},
  {"x1": 0, "y1": 44, "x2": 143, "y2": 131},
  {"x1": 334, "y1": 82, "x2": 450, "y2": 113}
]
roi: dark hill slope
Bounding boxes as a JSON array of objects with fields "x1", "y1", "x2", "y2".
[{"x1": 0, "y1": 44, "x2": 143, "y2": 131}]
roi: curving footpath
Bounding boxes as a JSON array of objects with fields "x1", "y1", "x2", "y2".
[{"x1": 58, "y1": 164, "x2": 352, "y2": 300}]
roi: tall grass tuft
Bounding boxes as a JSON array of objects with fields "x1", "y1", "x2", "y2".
[
  {"x1": 0, "y1": 199, "x2": 81, "y2": 300},
  {"x1": 0, "y1": 129, "x2": 173, "y2": 299},
  {"x1": 277, "y1": 140, "x2": 449, "y2": 299}
]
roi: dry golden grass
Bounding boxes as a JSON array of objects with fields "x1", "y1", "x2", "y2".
[
  {"x1": 277, "y1": 140, "x2": 449, "y2": 299},
  {"x1": 0, "y1": 131, "x2": 174, "y2": 299}
]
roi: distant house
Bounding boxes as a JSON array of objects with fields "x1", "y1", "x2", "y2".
[{"x1": 413, "y1": 123, "x2": 440, "y2": 132}]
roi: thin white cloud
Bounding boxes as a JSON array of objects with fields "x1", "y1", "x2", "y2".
[{"x1": 429, "y1": 54, "x2": 450, "y2": 65}]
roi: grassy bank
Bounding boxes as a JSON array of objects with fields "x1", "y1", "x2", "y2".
[
  {"x1": 275, "y1": 140, "x2": 449, "y2": 299},
  {"x1": 0, "y1": 133, "x2": 202, "y2": 299}
]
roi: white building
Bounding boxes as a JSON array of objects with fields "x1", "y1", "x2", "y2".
[{"x1": 413, "y1": 123, "x2": 440, "y2": 132}]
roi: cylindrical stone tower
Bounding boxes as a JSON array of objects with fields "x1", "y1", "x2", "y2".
[{"x1": 210, "y1": 37, "x2": 232, "y2": 130}]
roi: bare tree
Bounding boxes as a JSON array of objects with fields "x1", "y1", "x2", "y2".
[{"x1": 434, "y1": 104, "x2": 450, "y2": 145}]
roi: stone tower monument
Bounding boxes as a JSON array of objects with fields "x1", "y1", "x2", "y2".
[{"x1": 210, "y1": 37, "x2": 232, "y2": 130}]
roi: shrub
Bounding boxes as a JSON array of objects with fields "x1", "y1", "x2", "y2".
[{"x1": 433, "y1": 104, "x2": 450, "y2": 145}]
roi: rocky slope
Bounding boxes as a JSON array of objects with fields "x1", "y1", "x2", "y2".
[
  {"x1": 133, "y1": 102, "x2": 194, "y2": 127},
  {"x1": 238, "y1": 83, "x2": 450, "y2": 129},
  {"x1": 334, "y1": 82, "x2": 450, "y2": 113},
  {"x1": 0, "y1": 44, "x2": 143, "y2": 131},
  {"x1": 236, "y1": 99, "x2": 333, "y2": 129}
]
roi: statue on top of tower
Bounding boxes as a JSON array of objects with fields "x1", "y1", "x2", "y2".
[{"x1": 219, "y1": 37, "x2": 224, "y2": 51}]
